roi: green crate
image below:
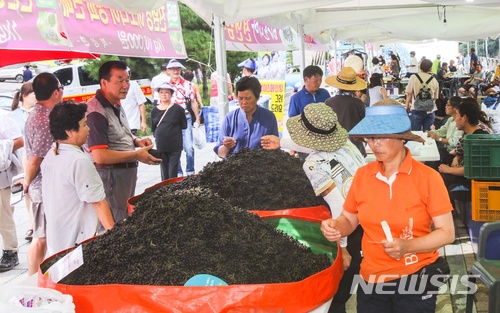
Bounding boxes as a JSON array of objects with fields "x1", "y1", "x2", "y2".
[{"x1": 464, "y1": 134, "x2": 500, "y2": 180}]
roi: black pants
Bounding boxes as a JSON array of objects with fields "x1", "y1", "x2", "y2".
[
  {"x1": 159, "y1": 151, "x2": 182, "y2": 181},
  {"x1": 356, "y1": 276, "x2": 437, "y2": 313},
  {"x1": 328, "y1": 225, "x2": 364, "y2": 313}
]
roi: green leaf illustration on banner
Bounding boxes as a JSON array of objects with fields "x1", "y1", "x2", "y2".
[{"x1": 36, "y1": 0, "x2": 57, "y2": 9}]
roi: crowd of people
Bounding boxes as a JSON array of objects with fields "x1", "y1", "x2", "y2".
[{"x1": 0, "y1": 52, "x2": 498, "y2": 313}]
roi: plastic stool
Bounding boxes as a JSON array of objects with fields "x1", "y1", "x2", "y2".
[{"x1": 466, "y1": 221, "x2": 500, "y2": 313}]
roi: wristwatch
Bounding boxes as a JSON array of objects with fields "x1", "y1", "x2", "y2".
[{"x1": 438, "y1": 138, "x2": 443, "y2": 142}]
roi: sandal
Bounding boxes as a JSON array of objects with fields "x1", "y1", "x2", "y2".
[{"x1": 25, "y1": 229, "x2": 33, "y2": 241}]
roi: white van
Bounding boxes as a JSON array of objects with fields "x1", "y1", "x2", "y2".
[{"x1": 47, "y1": 63, "x2": 152, "y2": 103}]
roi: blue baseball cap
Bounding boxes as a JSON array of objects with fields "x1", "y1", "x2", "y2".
[{"x1": 238, "y1": 58, "x2": 256, "y2": 70}]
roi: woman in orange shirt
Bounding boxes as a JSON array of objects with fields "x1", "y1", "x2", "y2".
[{"x1": 321, "y1": 99, "x2": 455, "y2": 313}]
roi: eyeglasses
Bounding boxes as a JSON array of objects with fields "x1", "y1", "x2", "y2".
[
  {"x1": 364, "y1": 137, "x2": 391, "y2": 144},
  {"x1": 57, "y1": 86, "x2": 64, "y2": 91}
]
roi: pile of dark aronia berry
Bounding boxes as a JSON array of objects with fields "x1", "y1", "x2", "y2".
[{"x1": 46, "y1": 149, "x2": 331, "y2": 286}]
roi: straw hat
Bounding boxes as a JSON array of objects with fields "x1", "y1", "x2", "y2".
[
  {"x1": 325, "y1": 67, "x2": 367, "y2": 91},
  {"x1": 286, "y1": 103, "x2": 348, "y2": 152},
  {"x1": 348, "y1": 99, "x2": 425, "y2": 143}
]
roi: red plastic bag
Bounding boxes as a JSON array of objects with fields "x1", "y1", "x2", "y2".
[{"x1": 39, "y1": 179, "x2": 342, "y2": 312}]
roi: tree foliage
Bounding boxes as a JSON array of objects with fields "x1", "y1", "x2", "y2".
[
  {"x1": 84, "y1": 3, "x2": 256, "y2": 100},
  {"x1": 459, "y1": 39, "x2": 500, "y2": 59}
]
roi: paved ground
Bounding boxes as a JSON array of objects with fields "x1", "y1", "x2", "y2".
[{"x1": 0, "y1": 130, "x2": 489, "y2": 313}]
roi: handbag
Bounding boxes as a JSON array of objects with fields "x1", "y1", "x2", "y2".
[{"x1": 184, "y1": 97, "x2": 196, "y2": 125}]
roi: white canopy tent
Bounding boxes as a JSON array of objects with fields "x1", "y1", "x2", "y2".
[
  {"x1": 90, "y1": 0, "x2": 500, "y2": 117},
  {"x1": 178, "y1": 0, "x2": 500, "y2": 117},
  {"x1": 91, "y1": 0, "x2": 500, "y2": 43}
]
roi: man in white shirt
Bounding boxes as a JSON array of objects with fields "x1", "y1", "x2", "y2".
[
  {"x1": 0, "y1": 111, "x2": 23, "y2": 272},
  {"x1": 122, "y1": 69, "x2": 147, "y2": 136},
  {"x1": 150, "y1": 63, "x2": 168, "y2": 105},
  {"x1": 405, "y1": 51, "x2": 418, "y2": 77}
]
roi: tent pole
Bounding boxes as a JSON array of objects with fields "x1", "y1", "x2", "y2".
[
  {"x1": 213, "y1": 14, "x2": 229, "y2": 123},
  {"x1": 333, "y1": 36, "x2": 338, "y2": 75},
  {"x1": 485, "y1": 37, "x2": 489, "y2": 70},
  {"x1": 467, "y1": 41, "x2": 470, "y2": 71},
  {"x1": 298, "y1": 24, "x2": 305, "y2": 73}
]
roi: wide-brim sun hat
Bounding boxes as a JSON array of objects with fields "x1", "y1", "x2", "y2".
[
  {"x1": 238, "y1": 58, "x2": 256, "y2": 70},
  {"x1": 348, "y1": 99, "x2": 425, "y2": 143},
  {"x1": 166, "y1": 59, "x2": 185, "y2": 69},
  {"x1": 325, "y1": 66, "x2": 368, "y2": 91},
  {"x1": 344, "y1": 55, "x2": 364, "y2": 74},
  {"x1": 286, "y1": 103, "x2": 348, "y2": 152},
  {"x1": 155, "y1": 82, "x2": 175, "y2": 93}
]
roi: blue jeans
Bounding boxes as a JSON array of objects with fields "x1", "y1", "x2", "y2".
[
  {"x1": 178, "y1": 115, "x2": 195, "y2": 175},
  {"x1": 410, "y1": 110, "x2": 435, "y2": 131}
]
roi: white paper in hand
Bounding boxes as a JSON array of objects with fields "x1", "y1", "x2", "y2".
[{"x1": 381, "y1": 220, "x2": 393, "y2": 242}]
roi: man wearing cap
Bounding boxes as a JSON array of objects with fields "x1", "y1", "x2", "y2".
[
  {"x1": 288, "y1": 65, "x2": 330, "y2": 118},
  {"x1": 261, "y1": 103, "x2": 365, "y2": 313},
  {"x1": 86, "y1": 60, "x2": 161, "y2": 228},
  {"x1": 324, "y1": 66, "x2": 367, "y2": 157},
  {"x1": 405, "y1": 51, "x2": 418, "y2": 77},
  {"x1": 0, "y1": 111, "x2": 23, "y2": 272},
  {"x1": 322, "y1": 99, "x2": 455, "y2": 313},
  {"x1": 165, "y1": 59, "x2": 199, "y2": 176},
  {"x1": 238, "y1": 58, "x2": 257, "y2": 77},
  {"x1": 150, "y1": 63, "x2": 168, "y2": 105}
]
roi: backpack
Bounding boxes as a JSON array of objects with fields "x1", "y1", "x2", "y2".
[{"x1": 413, "y1": 74, "x2": 435, "y2": 111}]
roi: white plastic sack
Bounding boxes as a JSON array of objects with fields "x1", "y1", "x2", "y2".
[
  {"x1": 481, "y1": 101, "x2": 500, "y2": 134},
  {"x1": 193, "y1": 124, "x2": 206, "y2": 150},
  {"x1": 0, "y1": 285, "x2": 75, "y2": 313}
]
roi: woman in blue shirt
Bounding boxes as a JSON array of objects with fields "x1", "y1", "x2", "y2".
[{"x1": 214, "y1": 76, "x2": 278, "y2": 158}]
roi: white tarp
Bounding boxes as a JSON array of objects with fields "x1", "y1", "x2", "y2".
[
  {"x1": 87, "y1": 0, "x2": 500, "y2": 44},
  {"x1": 88, "y1": 0, "x2": 500, "y2": 119}
]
